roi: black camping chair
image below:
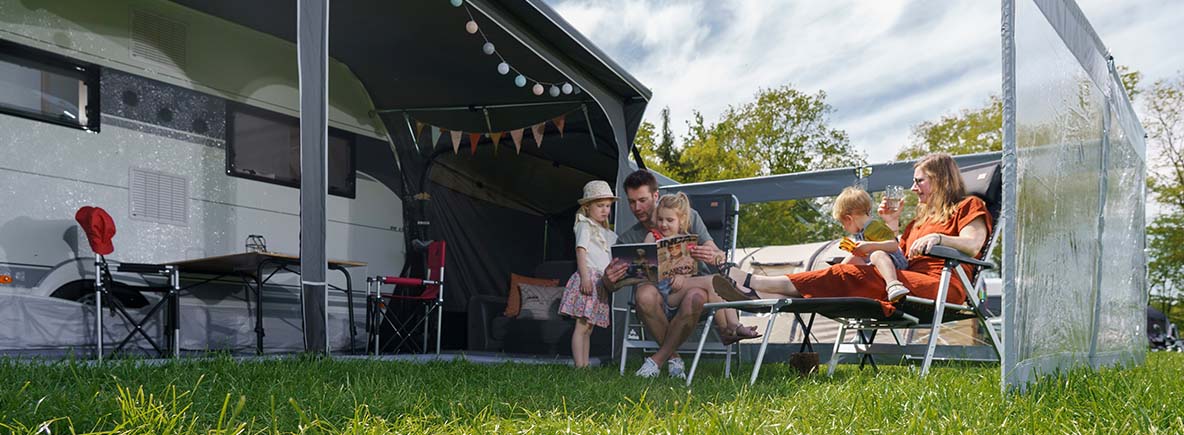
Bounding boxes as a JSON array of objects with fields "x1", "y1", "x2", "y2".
[{"x1": 76, "y1": 207, "x2": 181, "y2": 360}]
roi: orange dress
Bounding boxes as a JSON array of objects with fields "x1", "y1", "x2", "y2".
[{"x1": 787, "y1": 197, "x2": 991, "y2": 316}]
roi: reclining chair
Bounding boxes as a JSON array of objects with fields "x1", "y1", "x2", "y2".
[
  {"x1": 618, "y1": 193, "x2": 741, "y2": 375},
  {"x1": 686, "y1": 160, "x2": 1004, "y2": 384},
  {"x1": 366, "y1": 240, "x2": 446, "y2": 355},
  {"x1": 76, "y1": 206, "x2": 181, "y2": 360}
]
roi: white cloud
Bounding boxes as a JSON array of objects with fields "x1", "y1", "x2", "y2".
[{"x1": 546, "y1": 0, "x2": 1184, "y2": 165}]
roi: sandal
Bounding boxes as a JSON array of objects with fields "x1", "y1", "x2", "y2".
[
  {"x1": 712, "y1": 274, "x2": 760, "y2": 302},
  {"x1": 886, "y1": 280, "x2": 911, "y2": 302},
  {"x1": 718, "y1": 324, "x2": 762, "y2": 345}
]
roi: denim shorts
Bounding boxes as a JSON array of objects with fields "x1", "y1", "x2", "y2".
[{"x1": 655, "y1": 278, "x2": 677, "y2": 319}]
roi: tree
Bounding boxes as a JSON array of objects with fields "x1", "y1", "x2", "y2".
[
  {"x1": 1145, "y1": 71, "x2": 1184, "y2": 325},
  {"x1": 897, "y1": 95, "x2": 1003, "y2": 161},
  {"x1": 635, "y1": 86, "x2": 865, "y2": 248}
]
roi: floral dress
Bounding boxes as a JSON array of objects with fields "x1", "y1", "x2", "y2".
[{"x1": 558, "y1": 214, "x2": 617, "y2": 327}]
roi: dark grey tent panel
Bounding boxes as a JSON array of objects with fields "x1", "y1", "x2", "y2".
[{"x1": 666, "y1": 151, "x2": 1003, "y2": 203}]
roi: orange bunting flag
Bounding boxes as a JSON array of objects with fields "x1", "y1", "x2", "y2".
[
  {"x1": 510, "y1": 129, "x2": 524, "y2": 154},
  {"x1": 468, "y1": 132, "x2": 482, "y2": 155},
  {"x1": 490, "y1": 132, "x2": 504, "y2": 155},
  {"x1": 449, "y1": 130, "x2": 463, "y2": 154},
  {"x1": 553, "y1": 114, "x2": 566, "y2": 137},
  {"x1": 530, "y1": 122, "x2": 546, "y2": 147},
  {"x1": 415, "y1": 121, "x2": 425, "y2": 141}
]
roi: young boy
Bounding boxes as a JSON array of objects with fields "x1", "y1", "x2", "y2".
[{"x1": 833, "y1": 186, "x2": 911, "y2": 302}]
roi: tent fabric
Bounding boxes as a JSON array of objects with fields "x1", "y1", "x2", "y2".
[{"x1": 664, "y1": 152, "x2": 1003, "y2": 204}]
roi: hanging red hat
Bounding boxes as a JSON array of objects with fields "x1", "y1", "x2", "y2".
[{"x1": 75, "y1": 206, "x2": 116, "y2": 255}]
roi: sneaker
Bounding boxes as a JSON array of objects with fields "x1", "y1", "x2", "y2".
[
  {"x1": 667, "y1": 357, "x2": 687, "y2": 380},
  {"x1": 886, "y1": 281, "x2": 911, "y2": 302},
  {"x1": 635, "y1": 357, "x2": 661, "y2": 378}
]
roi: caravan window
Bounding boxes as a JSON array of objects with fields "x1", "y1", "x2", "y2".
[
  {"x1": 226, "y1": 102, "x2": 357, "y2": 198},
  {"x1": 0, "y1": 41, "x2": 100, "y2": 131}
]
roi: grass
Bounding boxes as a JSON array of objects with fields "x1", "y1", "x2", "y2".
[{"x1": 1, "y1": 352, "x2": 1182, "y2": 434}]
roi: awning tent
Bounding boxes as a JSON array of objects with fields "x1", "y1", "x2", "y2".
[{"x1": 172, "y1": 0, "x2": 651, "y2": 346}]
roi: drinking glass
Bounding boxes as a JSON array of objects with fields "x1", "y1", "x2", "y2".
[{"x1": 884, "y1": 185, "x2": 905, "y2": 212}]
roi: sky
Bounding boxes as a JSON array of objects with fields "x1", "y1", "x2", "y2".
[{"x1": 543, "y1": 0, "x2": 1184, "y2": 164}]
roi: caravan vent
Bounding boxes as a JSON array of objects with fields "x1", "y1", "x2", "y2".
[
  {"x1": 129, "y1": 168, "x2": 189, "y2": 226},
  {"x1": 130, "y1": 10, "x2": 187, "y2": 70}
]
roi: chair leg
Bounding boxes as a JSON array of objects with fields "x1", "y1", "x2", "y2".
[
  {"x1": 827, "y1": 323, "x2": 847, "y2": 376},
  {"x1": 435, "y1": 302, "x2": 444, "y2": 354},
  {"x1": 920, "y1": 267, "x2": 953, "y2": 377},
  {"x1": 619, "y1": 307, "x2": 632, "y2": 375},
  {"x1": 749, "y1": 312, "x2": 778, "y2": 386},
  {"x1": 686, "y1": 309, "x2": 716, "y2": 387}
]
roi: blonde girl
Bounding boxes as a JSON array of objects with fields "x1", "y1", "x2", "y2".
[{"x1": 559, "y1": 180, "x2": 618, "y2": 368}]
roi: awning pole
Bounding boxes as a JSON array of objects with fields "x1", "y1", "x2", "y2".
[{"x1": 297, "y1": 0, "x2": 329, "y2": 354}]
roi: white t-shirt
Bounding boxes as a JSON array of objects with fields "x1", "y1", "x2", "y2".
[{"x1": 574, "y1": 213, "x2": 617, "y2": 272}]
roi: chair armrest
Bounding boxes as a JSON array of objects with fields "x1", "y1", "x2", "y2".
[
  {"x1": 926, "y1": 246, "x2": 995, "y2": 269},
  {"x1": 467, "y1": 295, "x2": 508, "y2": 351}
]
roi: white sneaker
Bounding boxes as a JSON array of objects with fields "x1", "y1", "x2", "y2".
[
  {"x1": 635, "y1": 357, "x2": 660, "y2": 378},
  {"x1": 886, "y1": 281, "x2": 911, "y2": 302},
  {"x1": 667, "y1": 357, "x2": 687, "y2": 380}
]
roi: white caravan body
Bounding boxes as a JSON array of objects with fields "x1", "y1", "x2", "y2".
[{"x1": 0, "y1": 0, "x2": 405, "y2": 354}]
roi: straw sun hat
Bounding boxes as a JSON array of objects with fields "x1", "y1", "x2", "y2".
[{"x1": 578, "y1": 180, "x2": 618, "y2": 205}]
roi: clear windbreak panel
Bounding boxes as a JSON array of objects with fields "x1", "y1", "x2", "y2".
[
  {"x1": 1011, "y1": 0, "x2": 1105, "y2": 383},
  {"x1": 1093, "y1": 81, "x2": 1147, "y2": 361},
  {"x1": 1007, "y1": 0, "x2": 1146, "y2": 388}
]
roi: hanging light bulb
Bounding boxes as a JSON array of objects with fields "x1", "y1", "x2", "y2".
[
  {"x1": 514, "y1": 75, "x2": 527, "y2": 87},
  {"x1": 549, "y1": 85, "x2": 560, "y2": 97},
  {"x1": 497, "y1": 62, "x2": 510, "y2": 75},
  {"x1": 450, "y1": 0, "x2": 463, "y2": 6},
  {"x1": 561, "y1": 83, "x2": 573, "y2": 94},
  {"x1": 482, "y1": 42, "x2": 495, "y2": 55},
  {"x1": 532, "y1": 83, "x2": 545, "y2": 95},
  {"x1": 465, "y1": 20, "x2": 479, "y2": 34}
]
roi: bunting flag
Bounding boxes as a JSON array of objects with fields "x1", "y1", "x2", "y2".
[
  {"x1": 530, "y1": 122, "x2": 546, "y2": 147},
  {"x1": 510, "y1": 129, "x2": 524, "y2": 154},
  {"x1": 415, "y1": 121, "x2": 425, "y2": 141},
  {"x1": 553, "y1": 114, "x2": 566, "y2": 137},
  {"x1": 468, "y1": 132, "x2": 482, "y2": 155},
  {"x1": 449, "y1": 129, "x2": 463, "y2": 154},
  {"x1": 490, "y1": 132, "x2": 504, "y2": 155},
  {"x1": 431, "y1": 126, "x2": 442, "y2": 149}
]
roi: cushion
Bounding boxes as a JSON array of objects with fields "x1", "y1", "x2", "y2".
[
  {"x1": 504, "y1": 273, "x2": 560, "y2": 317},
  {"x1": 517, "y1": 283, "x2": 565, "y2": 321}
]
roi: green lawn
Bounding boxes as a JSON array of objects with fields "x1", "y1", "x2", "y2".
[{"x1": 1, "y1": 352, "x2": 1182, "y2": 434}]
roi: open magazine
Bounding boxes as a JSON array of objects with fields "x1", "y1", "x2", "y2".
[{"x1": 609, "y1": 234, "x2": 698, "y2": 290}]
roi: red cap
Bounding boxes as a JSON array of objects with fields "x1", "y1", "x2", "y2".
[{"x1": 75, "y1": 206, "x2": 116, "y2": 255}]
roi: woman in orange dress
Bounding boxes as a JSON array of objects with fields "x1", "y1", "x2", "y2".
[{"x1": 715, "y1": 153, "x2": 991, "y2": 316}]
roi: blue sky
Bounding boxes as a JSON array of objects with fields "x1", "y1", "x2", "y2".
[{"x1": 544, "y1": 0, "x2": 1184, "y2": 164}]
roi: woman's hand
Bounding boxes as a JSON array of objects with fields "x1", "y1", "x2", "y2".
[
  {"x1": 877, "y1": 197, "x2": 902, "y2": 232},
  {"x1": 908, "y1": 233, "x2": 943, "y2": 258}
]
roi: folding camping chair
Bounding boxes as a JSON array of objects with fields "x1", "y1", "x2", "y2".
[
  {"x1": 76, "y1": 206, "x2": 181, "y2": 360},
  {"x1": 366, "y1": 240, "x2": 446, "y2": 354},
  {"x1": 687, "y1": 160, "x2": 1004, "y2": 382},
  {"x1": 618, "y1": 194, "x2": 742, "y2": 375}
]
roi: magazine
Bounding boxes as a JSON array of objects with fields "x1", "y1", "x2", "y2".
[{"x1": 609, "y1": 234, "x2": 698, "y2": 289}]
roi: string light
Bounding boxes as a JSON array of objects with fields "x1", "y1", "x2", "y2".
[{"x1": 452, "y1": 0, "x2": 578, "y2": 97}]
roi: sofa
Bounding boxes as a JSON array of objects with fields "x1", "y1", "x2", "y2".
[{"x1": 467, "y1": 261, "x2": 612, "y2": 356}]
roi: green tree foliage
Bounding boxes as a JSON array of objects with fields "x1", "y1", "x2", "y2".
[
  {"x1": 634, "y1": 86, "x2": 865, "y2": 248},
  {"x1": 897, "y1": 95, "x2": 1003, "y2": 161},
  {"x1": 1145, "y1": 71, "x2": 1184, "y2": 324}
]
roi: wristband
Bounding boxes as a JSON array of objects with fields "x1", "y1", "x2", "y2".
[{"x1": 937, "y1": 234, "x2": 942, "y2": 245}]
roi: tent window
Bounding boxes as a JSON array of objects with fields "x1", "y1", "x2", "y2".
[
  {"x1": 0, "y1": 41, "x2": 100, "y2": 132},
  {"x1": 225, "y1": 102, "x2": 356, "y2": 198}
]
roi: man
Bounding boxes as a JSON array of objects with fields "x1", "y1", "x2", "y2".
[{"x1": 602, "y1": 169, "x2": 725, "y2": 379}]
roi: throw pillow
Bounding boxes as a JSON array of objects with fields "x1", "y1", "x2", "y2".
[
  {"x1": 517, "y1": 283, "x2": 565, "y2": 321},
  {"x1": 504, "y1": 273, "x2": 560, "y2": 317}
]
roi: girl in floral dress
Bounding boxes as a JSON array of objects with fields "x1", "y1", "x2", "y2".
[{"x1": 559, "y1": 180, "x2": 617, "y2": 368}]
